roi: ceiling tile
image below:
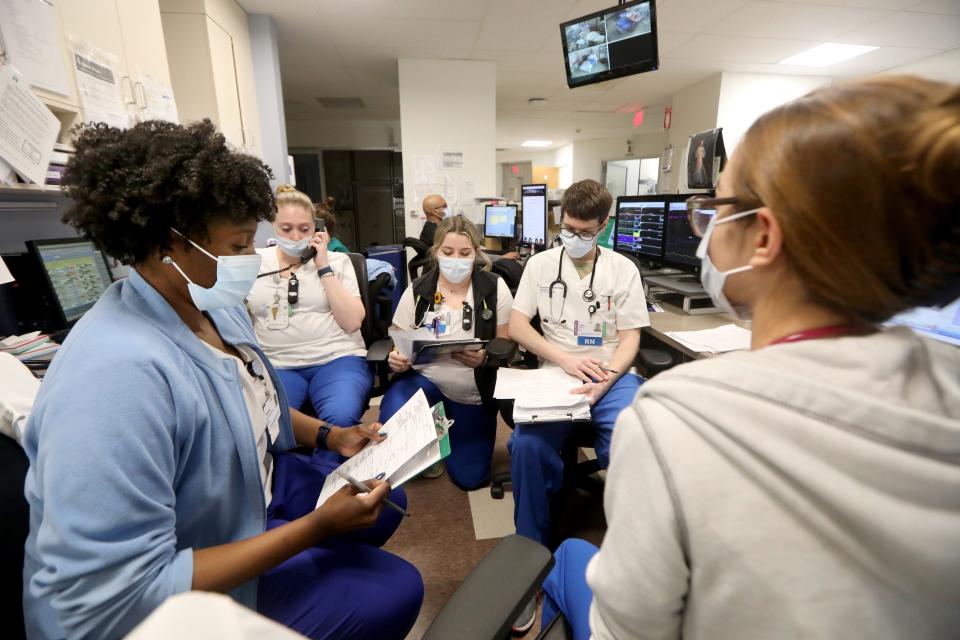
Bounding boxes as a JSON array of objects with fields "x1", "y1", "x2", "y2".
[
  {"x1": 655, "y1": 0, "x2": 754, "y2": 34},
  {"x1": 834, "y1": 10, "x2": 960, "y2": 48},
  {"x1": 705, "y1": 1, "x2": 893, "y2": 40},
  {"x1": 667, "y1": 33, "x2": 817, "y2": 64},
  {"x1": 907, "y1": 0, "x2": 960, "y2": 14}
]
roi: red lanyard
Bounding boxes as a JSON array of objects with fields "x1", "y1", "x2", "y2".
[{"x1": 769, "y1": 324, "x2": 864, "y2": 346}]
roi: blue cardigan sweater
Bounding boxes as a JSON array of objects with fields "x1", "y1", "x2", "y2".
[{"x1": 22, "y1": 269, "x2": 295, "y2": 639}]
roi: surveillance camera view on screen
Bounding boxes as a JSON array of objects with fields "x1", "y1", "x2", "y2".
[{"x1": 564, "y1": 1, "x2": 652, "y2": 82}]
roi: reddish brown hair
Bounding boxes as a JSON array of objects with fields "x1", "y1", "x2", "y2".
[{"x1": 731, "y1": 75, "x2": 960, "y2": 323}]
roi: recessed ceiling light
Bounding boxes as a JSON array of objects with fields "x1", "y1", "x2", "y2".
[
  {"x1": 779, "y1": 43, "x2": 878, "y2": 67},
  {"x1": 521, "y1": 140, "x2": 552, "y2": 147}
]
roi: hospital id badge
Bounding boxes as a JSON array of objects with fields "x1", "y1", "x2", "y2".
[
  {"x1": 574, "y1": 320, "x2": 606, "y2": 346},
  {"x1": 263, "y1": 392, "x2": 281, "y2": 444},
  {"x1": 267, "y1": 298, "x2": 290, "y2": 330}
]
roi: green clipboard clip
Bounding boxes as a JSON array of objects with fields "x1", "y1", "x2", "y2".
[{"x1": 431, "y1": 402, "x2": 454, "y2": 460}]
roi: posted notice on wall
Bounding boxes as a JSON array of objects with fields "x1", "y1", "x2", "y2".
[
  {"x1": 73, "y1": 51, "x2": 128, "y2": 129},
  {"x1": 134, "y1": 74, "x2": 179, "y2": 124},
  {"x1": 442, "y1": 150, "x2": 464, "y2": 169},
  {"x1": 0, "y1": 65, "x2": 60, "y2": 185},
  {"x1": 0, "y1": 0, "x2": 71, "y2": 96}
]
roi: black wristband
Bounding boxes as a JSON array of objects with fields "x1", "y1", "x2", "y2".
[
  {"x1": 317, "y1": 265, "x2": 334, "y2": 278},
  {"x1": 316, "y1": 424, "x2": 331, "y2": 450}
]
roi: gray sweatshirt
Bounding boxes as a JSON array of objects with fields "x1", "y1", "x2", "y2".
[{"x1": 586, "y1": 327, "x2": 960, "y2": 639}]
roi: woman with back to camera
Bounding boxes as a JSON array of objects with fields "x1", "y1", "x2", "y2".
[
  {"x1": 380, "y1": 216, "x2": 514, "y2": 490},
  {"x1": 22, "y1": 120, "x2": 422, "y2": 640},
  {"x1": 247, "y1": 185, "x2": 372, "y2": 433},
  {"x1": 539, "y1": 75, "x2": 960, "y2": 639},
  {"x1": 314, "y1": 197, "x2": 350, "y2": 253}
]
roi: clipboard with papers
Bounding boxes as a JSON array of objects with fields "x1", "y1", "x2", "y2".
[
  {"x1": 315, "y1": 390, "x2": 453, "y2": 509},
  {"x1": 493, "y1": 368, "x2": 592, "y2": 423},
  {"x1": 411, "y1": 338, "x2": 487, "y2": 365}
]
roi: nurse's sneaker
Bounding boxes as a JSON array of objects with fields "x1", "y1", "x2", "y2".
[
  {"x1": 511, "y1": 595, "x2": 537, "y2": 635},
  {"x1": 419, "y1": 460, "x2": 445, "y2": 479}
]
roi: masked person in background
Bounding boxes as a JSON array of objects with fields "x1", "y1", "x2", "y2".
[
  {"x1": 542, "y1": 76, "x2": 960, "y2": 640},
  {"x1": 380, "y1": 216, "x2": 514, "y2": 489},
  {"x1": 22, "y1": 121, "x2": 422, "y2": 640},
  {"x1": 247, "y1": 185, "x2": 372, "y2": 437},
  {"x1": 419, "y1": 193, "x2": 448, "y2": 245}
]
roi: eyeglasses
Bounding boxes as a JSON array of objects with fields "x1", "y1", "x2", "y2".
[
  {"x1": 685, "y1": 196, "x2": 747, "y2": 237},
  {"x1": 559, "y1": 227, "x2": 600, "y2": 242}
]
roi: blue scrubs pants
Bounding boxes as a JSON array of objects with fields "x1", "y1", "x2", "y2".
[
  {"x1": 258, "y1": 452, "x2": 424, "y2": 640},
  {"x1": 541, "y1": 538, "x2": 598, "y2": 640},
  {"x1": 277, "y1": 355, "x2": 373, "y2": 427},
  {"x1": 379, "y1": 371, "x2": 497, "y2": 491},
  {"x1": 509, "y1": 373, "x2": 642, "y2": 544}
]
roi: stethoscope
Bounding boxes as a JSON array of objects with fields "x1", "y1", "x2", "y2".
[{"x1": 546, "y1": 247, "x2": 601, "y2": 325}]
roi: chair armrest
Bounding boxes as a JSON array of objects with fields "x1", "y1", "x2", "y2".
[
  {"x1": 422, "y1": 535, "x2": 554, "y2": 640},
  {"x1": 638, "y1": 347, "x2": 675, "y2": 378},
  {"x1": 485, "y1": 337, "x2": 518, "y2": 365},
  {"x1": 366, "y1": 339, "x2": 394, "y2": 363},
  {"x1": 539, "y1": 612, "x2": 574, "y2": 640}
]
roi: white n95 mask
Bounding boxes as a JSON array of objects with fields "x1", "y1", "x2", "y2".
[
  {"x1": 275, "y1": 235, "x2": 310, "y2": 257},
  {"x1": 697, "y1": 208, "x2": 760, "y2": 320},
  {"x1": 438, "y1": 257, "x2": 473, "y2": 284},
  {"x1": 165, "y1": 229, "x2": 262, "y2": 311},
  {"x1": 561, "y1": 233, "x2": 594, "y2": 260}
]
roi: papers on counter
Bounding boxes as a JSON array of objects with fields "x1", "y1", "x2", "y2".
[
  {"x1": 494, "y1": 367, "x2": 591, "y2": 423},
  {"x1": 665, "y1": 324, "x2": 752, "y2": 353}
]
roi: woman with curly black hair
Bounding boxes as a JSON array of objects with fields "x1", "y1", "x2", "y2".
[{"x1": 20, "y1": 120, "x2": 423, "y2": 640}]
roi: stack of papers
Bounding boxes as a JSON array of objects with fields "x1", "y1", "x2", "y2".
[
  {"x1": 665, "y1": 324, "x2": 752, "y2": 353},
  {"x1": 494, "y1": 368, "x2": 591, "y2": 423},
  {"x1": 0, "y1": 332, "x2": 60, "y2": 362}
]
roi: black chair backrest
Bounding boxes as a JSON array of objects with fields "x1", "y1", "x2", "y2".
[
  {"x1": 367, "y1": 272, "x2": 394, "y2": 339},
  {"x1": 403, "y1": 237, "x2": 431, "y2": 281},
  {"x1": 345, "y1": 253, "x2": 378, "y2": 348},
  {"x1": 1, "y1": 434, "x2": 29, "y2": 639},
  {"x1": 490, "y1": 258, "x2": 524, "y2": 295}
]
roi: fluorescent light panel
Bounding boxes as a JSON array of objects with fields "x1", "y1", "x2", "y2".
[
  {"x1": 521, "y1": 140, "x2": 553, "y2": 147},
  {"x1": 779, "y1": 43, "x2": 878, "y2": 67}
]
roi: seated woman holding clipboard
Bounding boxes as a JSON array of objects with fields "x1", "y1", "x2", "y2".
[{"x1": 381, "y1": 216, "x2": 513, "y2": 490}]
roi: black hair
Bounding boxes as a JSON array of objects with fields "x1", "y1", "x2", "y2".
[{"x1": 62, "y1": 119, "x2": 275, "y2": 265}]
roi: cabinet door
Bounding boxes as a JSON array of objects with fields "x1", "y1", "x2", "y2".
[
  {"x1": 206, "y1": 17, "x2": 244, "y2": 149},
  {"x1": 114, "y1": 0, "x2": 172, "y2": 87},
  {"x1": 57, "y1": 0, "x2": 129, "y2": 105}
]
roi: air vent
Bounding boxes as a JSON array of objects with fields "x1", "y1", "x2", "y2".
[{"x1": 315, "y1": 97, "x2": 366, "y2": 109}]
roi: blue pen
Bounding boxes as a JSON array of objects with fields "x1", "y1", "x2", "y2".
[{"x1": 335, "y1": 469, "x2": 410, "y2": 517}]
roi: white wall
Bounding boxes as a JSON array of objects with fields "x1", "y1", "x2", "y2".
[
  {"x1": 399, "y1": 59, "x2": 496, "y2": 235},
  {"x1": 607, "y1": 159, "x2": 640, "y2": 196},
  {"x1": 556, "y1": 143, "x2": 573, "y2": 189},
  {"x1": 570, "y1": 132, "x2": 668, "y2": 184},
  {"x1": 248, "y1": 15, "x2": 289, "y2": 185},
  {"x1": 286, "y1": 119, "x2": 401, "y2": 150},
  {"x1": 717, "y1": 72, "x2": 831, "y2": 154}
]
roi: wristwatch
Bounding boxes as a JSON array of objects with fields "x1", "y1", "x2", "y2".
[
  {"x1": 317, "y1": 266, "x2": 334, "y2": 279},
  {"x1": 315, "y1": 424, "x2": 331, "y2": 449}
]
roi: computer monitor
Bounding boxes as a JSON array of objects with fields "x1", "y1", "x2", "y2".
[
  {"x1": 521, "y1": 184, "x2": 548, "y2": 248},
  {"x1": 887, "y1": 298, "x2": 960, "y2": 347},
  {"x1": 662, "y1": 195, "x2": 702, "y2": 273},
  {"x1": 484, "y1": 204, "x2": 517, "y2": 239},
  {"x1": 612, "y1": 196, "x2": 666, "y2": 264},
  {"x1": 26, "y1": 238, "x2": 115, "y2": 327},
  {"x1": 560, "y1": 0, "x2": 659, "y2": 89}
]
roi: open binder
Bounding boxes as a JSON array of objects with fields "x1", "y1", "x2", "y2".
[{"x1": 315, "y1": 390, "x2": 453, "y2": 508}]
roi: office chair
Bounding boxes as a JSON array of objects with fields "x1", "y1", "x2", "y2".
[
  {"x1": 1, "y1": 433, "x2": 29, "y2": 640},
  {"x1": 490, "y1": 257, "x2": 524, "y2": 296},
  {"x1": 402, "y1": 237, "x2": 431, "y2": 282}
]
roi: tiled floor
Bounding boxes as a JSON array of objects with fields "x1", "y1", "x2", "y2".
[{"x1": 366, "y1": 404, "x2": 606, "y2": 640}]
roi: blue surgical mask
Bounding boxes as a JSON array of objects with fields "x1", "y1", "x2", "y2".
[
  {"x1": 438, "y1": 257, "x2": 473, "y2": 284},
  {"x1": 164, "y1": 229, "x2": 262, "y2": 311},
  {"x1": 696, "y1": 208, "x2": 759, "y2": 319},
  {"x1": 275, "y1": 235, "x2": 310, "y2": 257},
  {"x1": 561, "y1": 233, "x2": 595, "y2": 259}
]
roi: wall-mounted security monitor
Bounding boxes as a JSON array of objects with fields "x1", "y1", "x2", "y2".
[
  {"x1": 26, "y1": 238, "x2": 115, "y2": 328},
  {"x1": 613, "y1": 196, "x2": 666, "y2": 265},
  {"x1": 560, "y1": 0, "x2": 659, "y2": 89},
  {"x1": 484, "y1": 205, "x2": 518, "y2": 239},
  {"x1": 520, "y1": 184, "x2": 548, "y2": 248}
]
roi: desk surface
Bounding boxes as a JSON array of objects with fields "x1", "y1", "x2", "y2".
[{"x1": 645, "y1": 303, "x2": 751, "y2": 360}]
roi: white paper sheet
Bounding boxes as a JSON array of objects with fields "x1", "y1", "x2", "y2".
[
  {"x1": 665, "y1": 324, "x2": 752, "y2": 353},
  {"x1": 134, "y1": 74, "x2": 178, "y2": 123},
  {"x1": 315, "y1": 389, "x2": 438, "y2": 508},
  {"x1": 388, "y1": 326, "x2": 435, "y2": 360},
  {"x1": 0, "y1": 0, "x2": 70, "y2": 96},
  {"x1": 73, "y1": 51, "x2": 128, "y2": 129},
  {"x1": 0, "y1": 65, "x2": 60, "y2": 184},
  {"x1": 0, "y1": 255, "x2": 13, "y2": 285},
  {"x1": 493, "y1": 367, "x2": 582, "y2": 401}
]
